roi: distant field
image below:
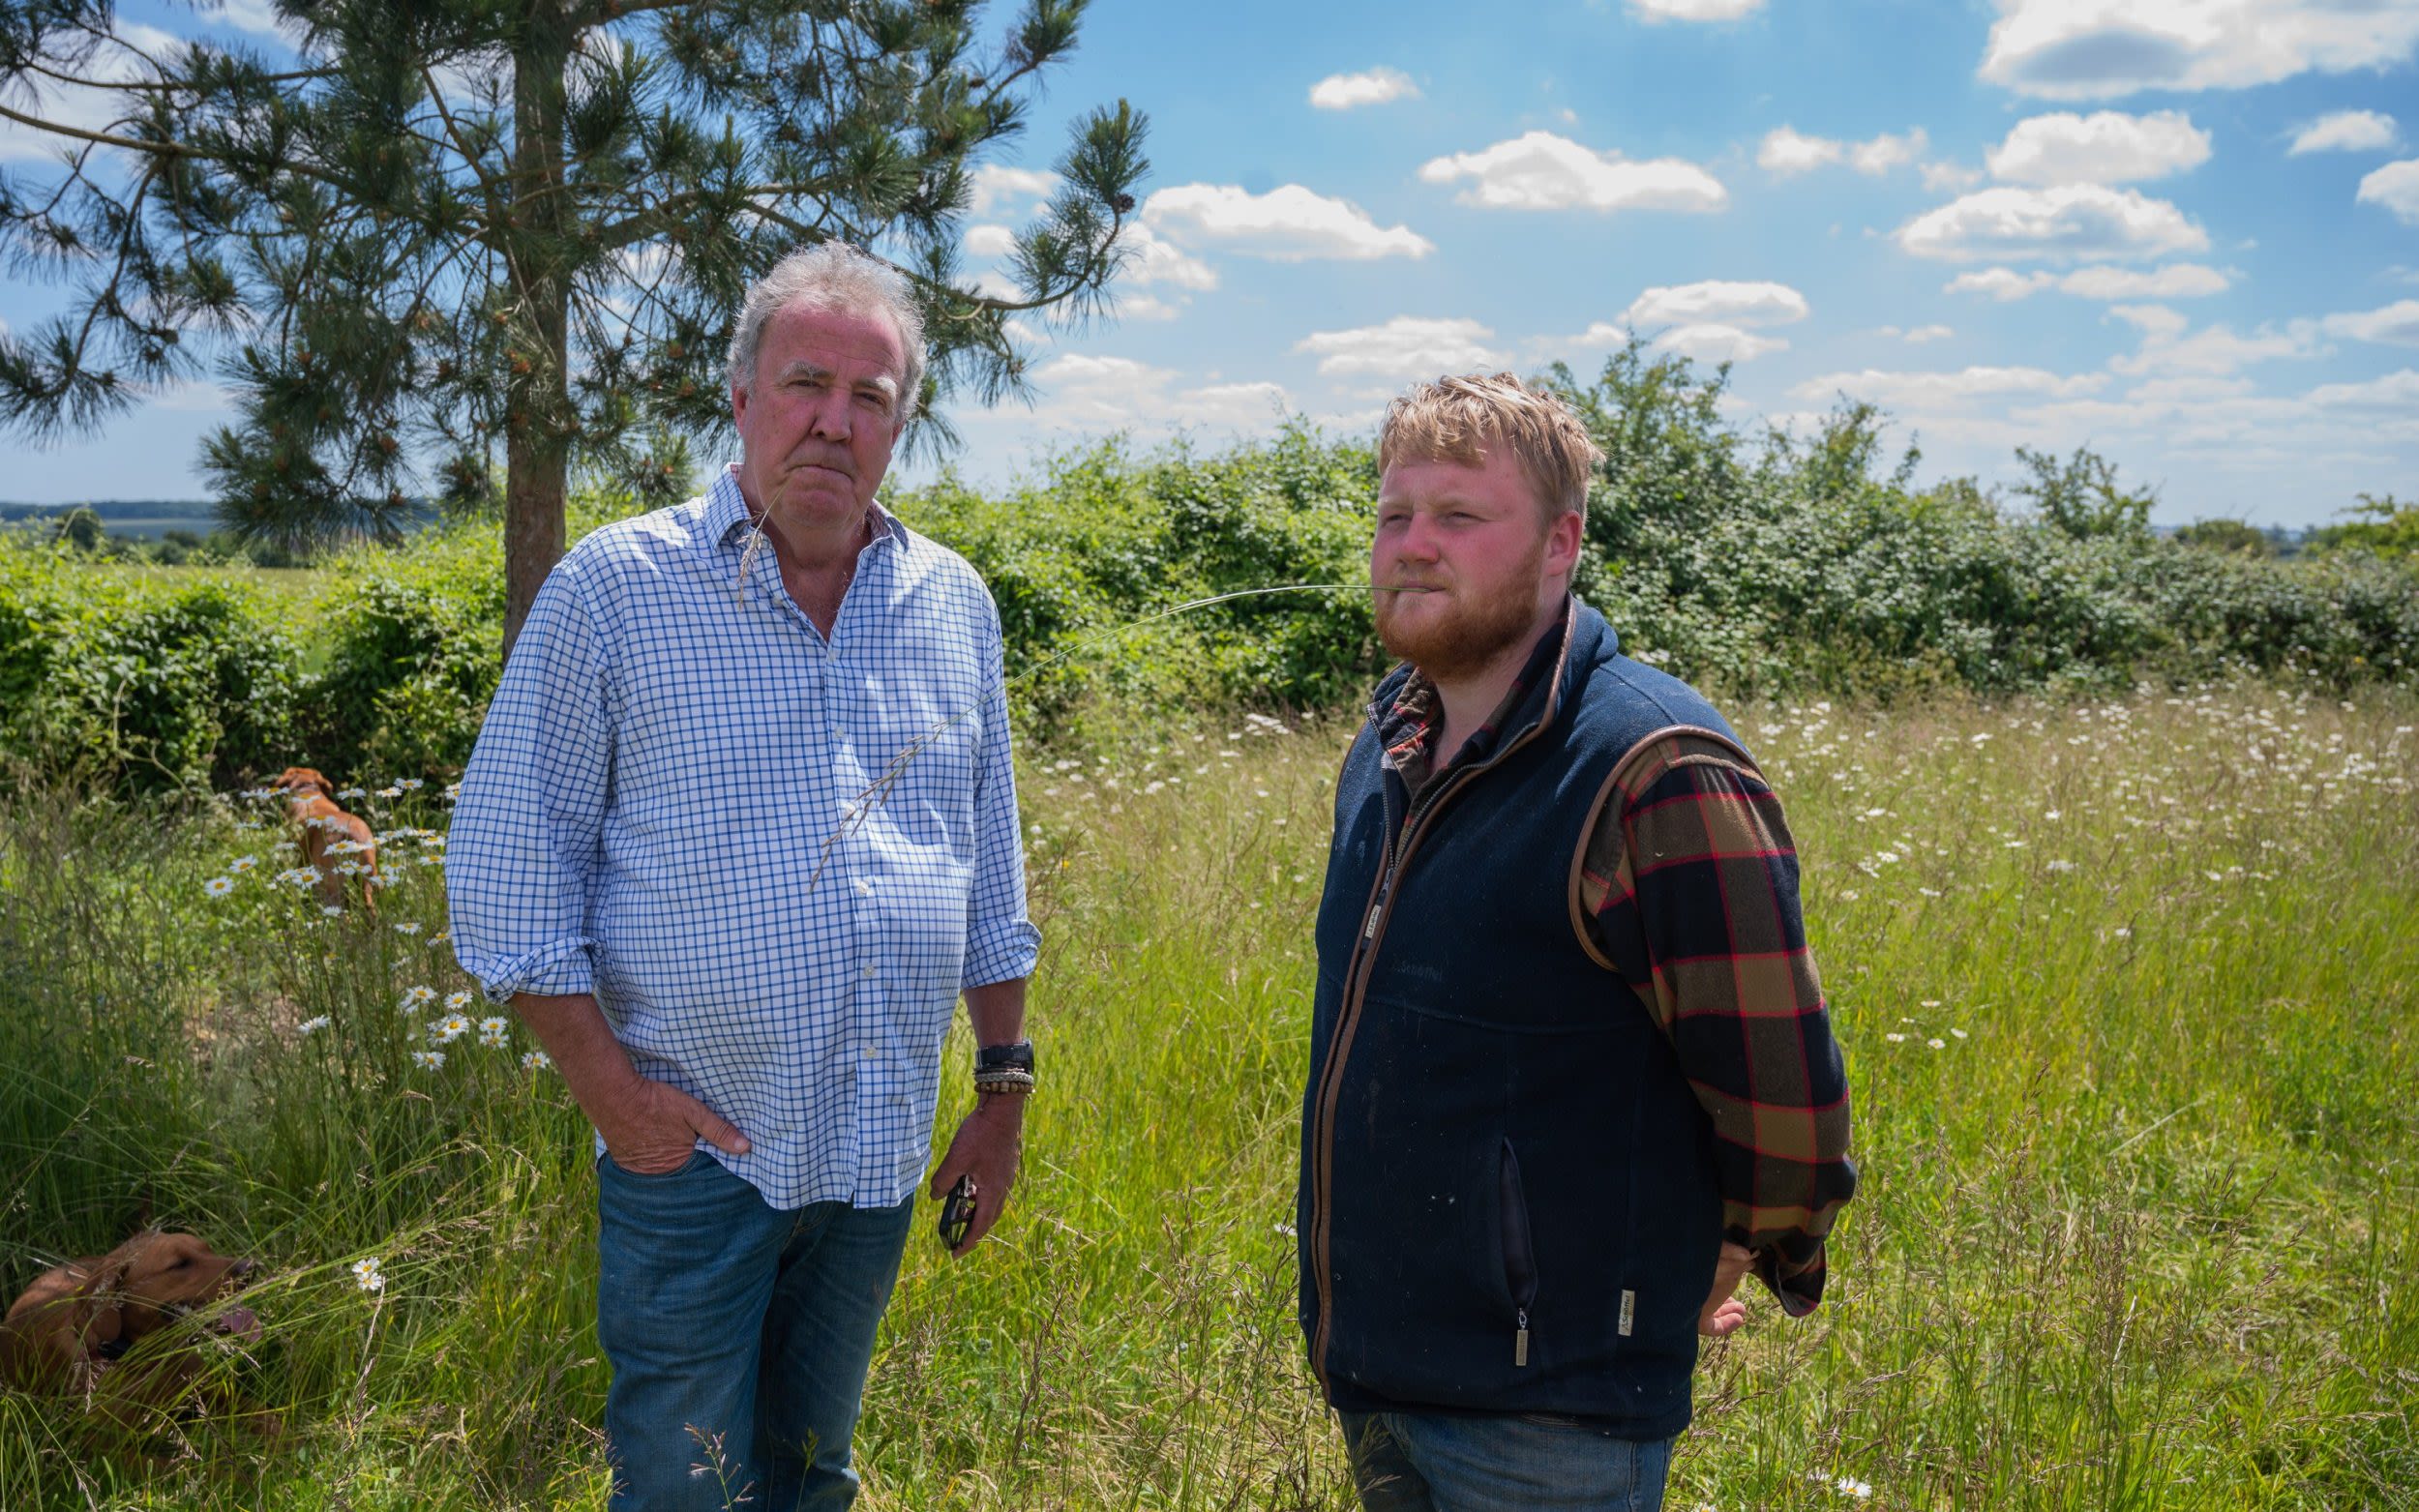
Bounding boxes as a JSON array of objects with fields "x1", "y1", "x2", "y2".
[{"x1": 0, "y1": 685, "x2": 2414, "y2": 1509}]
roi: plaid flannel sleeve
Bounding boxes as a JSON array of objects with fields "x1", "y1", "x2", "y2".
[{"x1": 1578, "y1": 731, "x2": 1856, "y2": 1316}]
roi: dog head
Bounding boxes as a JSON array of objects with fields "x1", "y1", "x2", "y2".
[
  {"x1": 6, "y1": 1232, "x2": 262, "y2": 1390},
  {"x1": 272, "y1": 767, "x2": 335, "y2": 802}
]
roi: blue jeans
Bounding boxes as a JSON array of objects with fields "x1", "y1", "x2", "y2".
[
  {"x1": 1339, "y1": 1409, "x2": 1673, "y2": 1512},
  {"x1": 595, "y1": 1150, "x2": 915, "y2": 1512}
]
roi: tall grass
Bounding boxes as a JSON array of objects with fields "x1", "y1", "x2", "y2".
[{"x1": 0, "y1": 684, "x2": 2413, "y2": 1508}]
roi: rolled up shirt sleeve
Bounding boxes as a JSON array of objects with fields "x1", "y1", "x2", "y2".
[
  {"x1": 958, "y1": 600, "x2": 1040, "y2": 992},
  {"x1": 446, "y1": 561, "x2": 614, "y2": 1004},
  {"x1": 1579, "y1": 731, "x2": 1857, "y2": 1317}
]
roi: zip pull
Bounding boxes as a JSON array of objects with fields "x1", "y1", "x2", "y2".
[
  {"x1": 1515, "y1": 1308, "x2": 1530, "y2": 1367},
  {"x1": 1363, "y1": 868, "x2": 1396, "y2": 939}
]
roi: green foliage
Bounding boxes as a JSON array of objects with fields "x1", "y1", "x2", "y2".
[
  {"x1": 2011, "y1": 442, "x2": 2159, "y2": 541},
  {"x1": 4, "y1": 689, "x2": 2418, "y2": 1506},
  {"x1": 2308, "y1": 492, "x2": 2419, "y2": 563},
  {"x1": 2171, "y1": 518, "x2": 2275, "y2": 557},
  {"x1": 0, "y1": 0, "x2": 1152, "y2": 646},
  {"x1": 0, "y1": 548, "x2": 304, "y2": 794},
  {"x1": 892, "y1": 422, "x2": 1382, "y2": 730}
]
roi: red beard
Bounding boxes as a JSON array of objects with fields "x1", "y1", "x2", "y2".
[{"x1": 1373, "y1": 533, "x2": 1547, "y2": 684}]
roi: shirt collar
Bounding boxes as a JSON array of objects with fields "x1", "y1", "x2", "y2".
[
  {"x1": 1376, "y1": 597, "x2": 1574, "y2": 788},
  {"x1": 704, "y1": 461, "x2": 907, "y2": 553}
]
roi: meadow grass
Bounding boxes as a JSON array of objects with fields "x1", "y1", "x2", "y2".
[{"x1": 0, "y1": 683, "x2": 2413, "y2": 1509}]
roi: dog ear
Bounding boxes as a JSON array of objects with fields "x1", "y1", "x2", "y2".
[{"x1": 49, "y1": 1257, "x2": 131, "y2": 1379}]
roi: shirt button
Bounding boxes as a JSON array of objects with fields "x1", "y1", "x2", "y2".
[
  {"x1": 860, "y1": 1045, "x2": 876, "y2": 1059},
  {"x1": 854, "y1": 876, "x2": 876, "y2": 895},
  {"x1": 859, "y1": 964, "x2": 875, "y2": 979}
]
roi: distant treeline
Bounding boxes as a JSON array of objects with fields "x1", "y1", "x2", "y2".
[{"x1": 2, "y1": 342, "x2": 2414, "y2": 796}]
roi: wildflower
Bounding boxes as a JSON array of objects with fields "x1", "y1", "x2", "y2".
[
  {"x1": 398, "y1": 778, "x2": 424, "y2": 790},
  {"x1": 2112, "y1": 926, "x2": 2134, "y2": 938},
  {"x1": 275, "y1": 866, "x2": 323, "y2": 889},
  {"x1": 297, "y1": 1015, "x2": 331, "y2": 1035},
  {"x1": 352, "y1": 1257, "x2": 386, "y2": 1291},
  {"x1": 2046, "y1": 859, "x2": 2077, "y2": 873},
  {"x1": 394, "y1": 921, "x2": 422, "y2": 935},
  {"x1": 411, "y1": 1050, "x2": 446, "y2": 1069},
  {"x1": 227, "y1": 855, "x2": 259, "y2": 874},
  {"x1": 1920, "y1": 999, "x2": 1941, "y2": 1008},
  {"x1": 400, "y1": 985, "x2": 437, "y2": 1012},
  {"x1": 203, "y1": 876, "x2": 236, "y2": 898},
  {"x1": 477, "y1": 1017, "x2": 509, "y2": 1048},
  {"x1": 2044, "y1": 809, "x2": 2062, "y2": 820},
  {"x1": 522, "y1": 1050, "x2": 554, "y2": 1072},
  {"x1": 1927, "y1": 1038, "x2": 1946, "y2": 1050},
  {"x1": 433, "y1": 1014, "x2": 471, "y2": 1044},
  {"x1": 322, "y1": 904, "x2": 343, "y2": 917},
  {"x1": 1884, "y1": 1032, "x2": 1906, "y2": 1043},
  {"x1": 337, "y1": 787, "x2": 366, "y2": 800},
  {"x1": 1952, "y1": 1028, "x2": 1969, "y2": 1039},
  {"x1": 445, "y1": 990, "x2": 475, "y2": 1013}
]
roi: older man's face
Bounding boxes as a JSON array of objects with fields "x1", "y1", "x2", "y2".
[{"x1": 732, "y1": 301, "x2": 908, "y2": 531}]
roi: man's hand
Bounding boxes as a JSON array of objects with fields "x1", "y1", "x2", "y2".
[
  {"x1": 927, "y1": 1095, "x2": 1023, "y2": 1257},
  {"x1": 1698, "y1": 1241, "x2": 1755, "y2": 1338},
  {"x1": 595, "y1": 1074, "x2": 752, "y2": 1175}
]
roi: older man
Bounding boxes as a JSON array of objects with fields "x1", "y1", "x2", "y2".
[
  {"x1": 448, "y1": 243, "x2": 1038, "y2": 1511},
  {"x1": 1299, "y1": 374, "x2": 1856, "y2": 1510}
]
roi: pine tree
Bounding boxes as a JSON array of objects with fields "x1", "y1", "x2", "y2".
[{"x1": 0, "y1": 0, "x2": 1149, "y2": 646}]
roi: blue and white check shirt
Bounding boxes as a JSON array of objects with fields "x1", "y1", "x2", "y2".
[{"x1": 447, "y1": 464, "x2": 1039, "y2": 1210}]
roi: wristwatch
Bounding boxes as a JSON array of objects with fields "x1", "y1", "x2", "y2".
[{"x1": 973, "y1": 1039, "x2": 1036, "y2": 1095}]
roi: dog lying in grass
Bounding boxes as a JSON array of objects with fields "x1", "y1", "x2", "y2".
[
  {"x1": 272, "y1": 766, "x2": 377, "y2": 909},
  {"x1": 0, "y1": 1231, "x2": 264, "y2": 1426}
]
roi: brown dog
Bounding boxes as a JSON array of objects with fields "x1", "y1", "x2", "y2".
[
  {"x1": 0, "y1": 1231, "x2": 263, "y2": 1420},
  {"x1": 272, "y1": 766, "x2": 377, "y2": 909}
]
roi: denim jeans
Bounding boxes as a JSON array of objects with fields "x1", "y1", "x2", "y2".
[
  {"x1": 1339, "y1": 1409, "x2": 1673, "y2": 1512},
  {"x1": 595, "y1": 1150, "x2": 915, "y2": 1512}
]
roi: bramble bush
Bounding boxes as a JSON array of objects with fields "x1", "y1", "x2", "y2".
[{"x1": 4, "y1": 341, "x2": 2414, "y2": 793}]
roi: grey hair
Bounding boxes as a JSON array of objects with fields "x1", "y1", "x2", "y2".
[{"x1": 726, "y1": 243, "x2": 927, "y2": 422}]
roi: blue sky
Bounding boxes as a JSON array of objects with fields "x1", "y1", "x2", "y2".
[{"x1": 6, "y1": 0, "x2": 2417, "y2": 526}]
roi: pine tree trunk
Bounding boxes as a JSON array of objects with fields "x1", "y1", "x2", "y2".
[{"x1": 501, "y1": 6, "x2": 575, "y2": 659}]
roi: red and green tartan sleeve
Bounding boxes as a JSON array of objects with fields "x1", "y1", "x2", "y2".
[{"x1": 1577, "y1": 731, "x2": 1856, "y2": 1316}]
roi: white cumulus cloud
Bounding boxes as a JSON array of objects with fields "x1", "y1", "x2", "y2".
[
  {"x1": 1024, "y1": 355, "x2": 1295, "y2": 430},
  {"x1": 1945, "y1": 262, "x2": 2229, "y2": 298},
  {"x1": 1624, "y1": 280, "x2": 1810, "y2": 328},
  {"x1": 2357, "y1": 160, "x2": 2419, "y2": 224},
  {"x1": 1419, "y1": 132, "x2": 1727, "y2": 214},
  {"x1": 1978, "y1": 0, "x2": 2419, "y2": 101},
  {"x1": 968, "y1": 164, "x2": 1060, "y2": 217},
  {"x1": 1895, "y1": 184, "x2": 2209, "y2": 262},
  {"x1": 1851, "y1": 129, "x2": 1931, "y2": 176},
  {"x1": 1629, "y1": 0, "x2": 1765, "y2": 17},
  {"x1": 2306, "y1": 368, "x2": 2419, "y2": 409},
  {"x1": 1758, "y1": 127, "x2": 1842, "y2": 175},
  {"x1": 2057, "y1": 262, "x2": 2230, "y2": 298},
  {"x1": 2289, "y1": 109, "x2": 2400, "y2": 155},
  {"x1": 1293, "y1": 316, "x2": 1508, "y2": 379},
  {"x1": 1986, "y1": 110, "x2": 2212, "y2": 185},
  {"x1": 1653, "y1": 324, "x2": 1790, "y2": 362},
  {"x1": 1945, "y1": 269, "x2": 2057, "y2": 301},
  {"x1": 1878, "y1": 324, "x2": 1957, "y2": 343},
  {"x1": 1143, "y1": 183, "x2": 1432, "y2": 261},
  {"x1": 1118, "y1": 222, "x2": 1219, "y2": 290},
  {"x1": 964, "y1": 223, "x2": 1016, "y2": 259},
  {"x1": 1791, "y1": 366, "x2": 2110, "y2": 407},
  {"x1": 2108, "y1": 309, "x2": 2326, "y2": 376},
  {"x1": 1309, "y1": 67, "x2": 1420, "y2": 110},
  {"x1": 1758, "y1": 125, "x2": 1932, "y2": 177},
  {"x1": 2321, "y1": 299, "x2": 2419, "y2": 346}
]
